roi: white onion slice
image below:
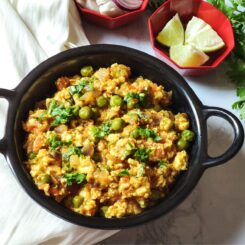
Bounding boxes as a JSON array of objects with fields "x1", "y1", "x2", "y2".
[{"x1": 113, "y1": 0, "x2": 143, "y2": 10}]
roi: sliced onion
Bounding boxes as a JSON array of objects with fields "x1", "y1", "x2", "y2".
[{"x1": 113, "y1": 0, "x2": 143, "y2": 11}]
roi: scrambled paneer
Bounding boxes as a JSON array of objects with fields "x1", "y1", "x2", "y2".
[{"x1": 23, "y1": 64, "x2": 195, "y2": 218}]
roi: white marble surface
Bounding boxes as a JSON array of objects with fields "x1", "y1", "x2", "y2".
[{"x1": 83, "y1": 12, "x2": 245, "y2": 245}]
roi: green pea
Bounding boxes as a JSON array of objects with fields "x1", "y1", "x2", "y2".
[
  {"x1": 181, "y1": 130, "x2": 195, "y2": 142},
  {"x1": 110, "y1": 95, "x2": 122, "y2": 107},
  {"x1": 111, "y1": 118, "x2": 124, "y2": 131},
  {"x1": 80, "y1": 66, "x2": 93, "y2": 77},
  {"x1": 100, "y1": 206, "x2": 109, "y2": 217},
  {"x1": 39, "y1": 174, "x2": 51, "y2": 184},
  {"x1": 177, "y1": 138, "x2": 189, "y2": 150},
  {"x1": 72, "y1": 195, "x2": 83, "y2": 208},
  {"x1": 79, "y1": 106, "x2": 92, "y2": 119},
  {"x1": 96, "y1": 96, "x2": 108, "y2": 108},
  {"x1": 131, "y1": 128, "x2": 139, "y2": 138}
]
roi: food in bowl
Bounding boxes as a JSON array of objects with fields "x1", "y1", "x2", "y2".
[
  {"x1": 23, "y1": 63, "x2": 195, "y2": 218},
  {"x1": 156, "y1": 14, "x2": 225, "y2": 66}
]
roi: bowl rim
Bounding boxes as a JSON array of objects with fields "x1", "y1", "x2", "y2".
[
  {"x1": 148, "y1": 0, "x2": 235, "y2": 70},
  {"x1": 6, "y1": 44, "x2": 207, "y2": 229}
]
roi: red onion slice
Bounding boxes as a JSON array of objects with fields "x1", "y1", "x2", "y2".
[{"x1": 113, "y1": 0, "x2": 143, "y2": 11}]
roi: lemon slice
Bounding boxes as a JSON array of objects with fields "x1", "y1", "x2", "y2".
[
  {"x1": 170, "y1": 44, "x2": 209, "y2": 67},
  {"x1": 156, "y1": 14, "x2": 184, "y2": 47},
  {"x1": 185, "y1": 16, "x2": 225, "y2": 53}
]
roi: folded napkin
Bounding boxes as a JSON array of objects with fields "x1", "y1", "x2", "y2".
[{"x1": 0, "y1": 0, "x2": 118, "y2": 244}]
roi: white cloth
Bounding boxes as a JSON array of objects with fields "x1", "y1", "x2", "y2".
[{"x1": 0, "y1": 0, "x2": 118, "y2": 244}]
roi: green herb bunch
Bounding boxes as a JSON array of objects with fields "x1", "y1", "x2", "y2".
[{"x1": 208, "y1": 0, "x2": 245, "y2": 119}]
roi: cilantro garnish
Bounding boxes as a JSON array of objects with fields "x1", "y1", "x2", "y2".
[
  {"x1": 158, "y1": 160, "x2": 168, "y2": 168},
  {"x1": 133, "y1": 148, "x2": 151, "y2": 162},
  {"x1": 124, "y1": 92, "x2": 146, "y2": 107},
  {"x1": 63, "y1": 146, "x2": 83, "y2": 161},
  {"x1": 91, "y1": 121, "x2": 111, "y2": 139},
  {"x1": 208, "y1": 0, "x2": 245, "y2": 119},
  {"x1": 48, "y1": 100, "x2": 77, "y2": 126},
  {"x1": 46, "y1": 132, "x2": 62, "y2": 151},
  {"x1": 118, "y1": 169, "x2": 130, "y2": 177},
  {"x1": 63, "y1": 172, "x2": 86, "y2": 186},
  {"x1": 133, "y1": 128, "x2": 162, "y2": 142},
  {"x1": 69, "y1": 79, "x2": 93, "y2": 95}
]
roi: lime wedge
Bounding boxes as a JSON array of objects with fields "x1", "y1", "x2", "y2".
[
  {"x1": 170, "y1": 44, "x2": 209, "y2": 67},
  {"x1": 185, "y1": 16, "x2": 225, "y2": 53},
  {"x1": 156, "y1": 14, "x2": 184, "y2": 47}
]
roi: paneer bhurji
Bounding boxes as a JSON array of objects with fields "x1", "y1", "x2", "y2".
[{"x1": 23, "y1": 64, "x2": 195, "y2": 218}]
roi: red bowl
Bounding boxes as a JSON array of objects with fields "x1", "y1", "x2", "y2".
[
  {"x1": 148, "y1": 0, "x2": 235, "y2": 76},
  {"x1": 77, "y1": 0, "x2": 149, "y2": 29}
]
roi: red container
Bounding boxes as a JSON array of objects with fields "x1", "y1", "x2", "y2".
[
  {"x1": 148, "y1": 0, "x2": 235, "y2": 76},
  {"x1": 77, "y1": 0, "x2": 149, "y2": 29}
]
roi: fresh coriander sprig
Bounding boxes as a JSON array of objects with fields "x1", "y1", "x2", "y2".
[
  {"x1": 63, "y1": 172, "x2": 86, "y2": 186},
  {"x1": 208, "y1": 0, "x2": 245, "y2": 119}
]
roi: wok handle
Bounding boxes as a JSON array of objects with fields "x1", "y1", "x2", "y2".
[
  {"x1": 0, "y1": 88, "x2": 16, "y2": 154},
  {"x1": 201, "y1": 106, "x2": 244, "y2": 168}
]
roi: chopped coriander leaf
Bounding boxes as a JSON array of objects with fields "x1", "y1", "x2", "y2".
[
  {"x1": 133, "y1": 148, "x2": 151, "y2": 162},
  {"x1": 63, "y1": 172, "x2": 86, "y2": 186},
  {"x1": 48, "y1": 99, "x2": 57, "y2": 115},
  {"x1": 90, "y1": 121, "x2": 111, "y2": 139},
  {"x1": 69, "y1": 79, "x2": 93, "y2": 96},
  {"x1": 48, "y1": 100, "x2": 76, "y2": 126},
  {"x1": 101, "y1": 121, "x2": 111, "y2": 132},
  {"x1": 46, "y1": 132, "x2": 62, "y2": 151},
  {"x1": 124, "y1": 92, "x2": 146, "y2": 108},
  {"x1": 158, "y1": 160, "x2": 167, "y2": 168},
  {"x1": 118, "y1": 169, "x2": 130, "y2": 177},
  {"x1": 123, "y1": 142, "x2": 136, "y2": 158},
  {"x1": 132, "y1": 128, "x2": 161, "y2": 142},
  {"x1": 63, "y1": 146, "x2": 83, "y2": 161}
]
